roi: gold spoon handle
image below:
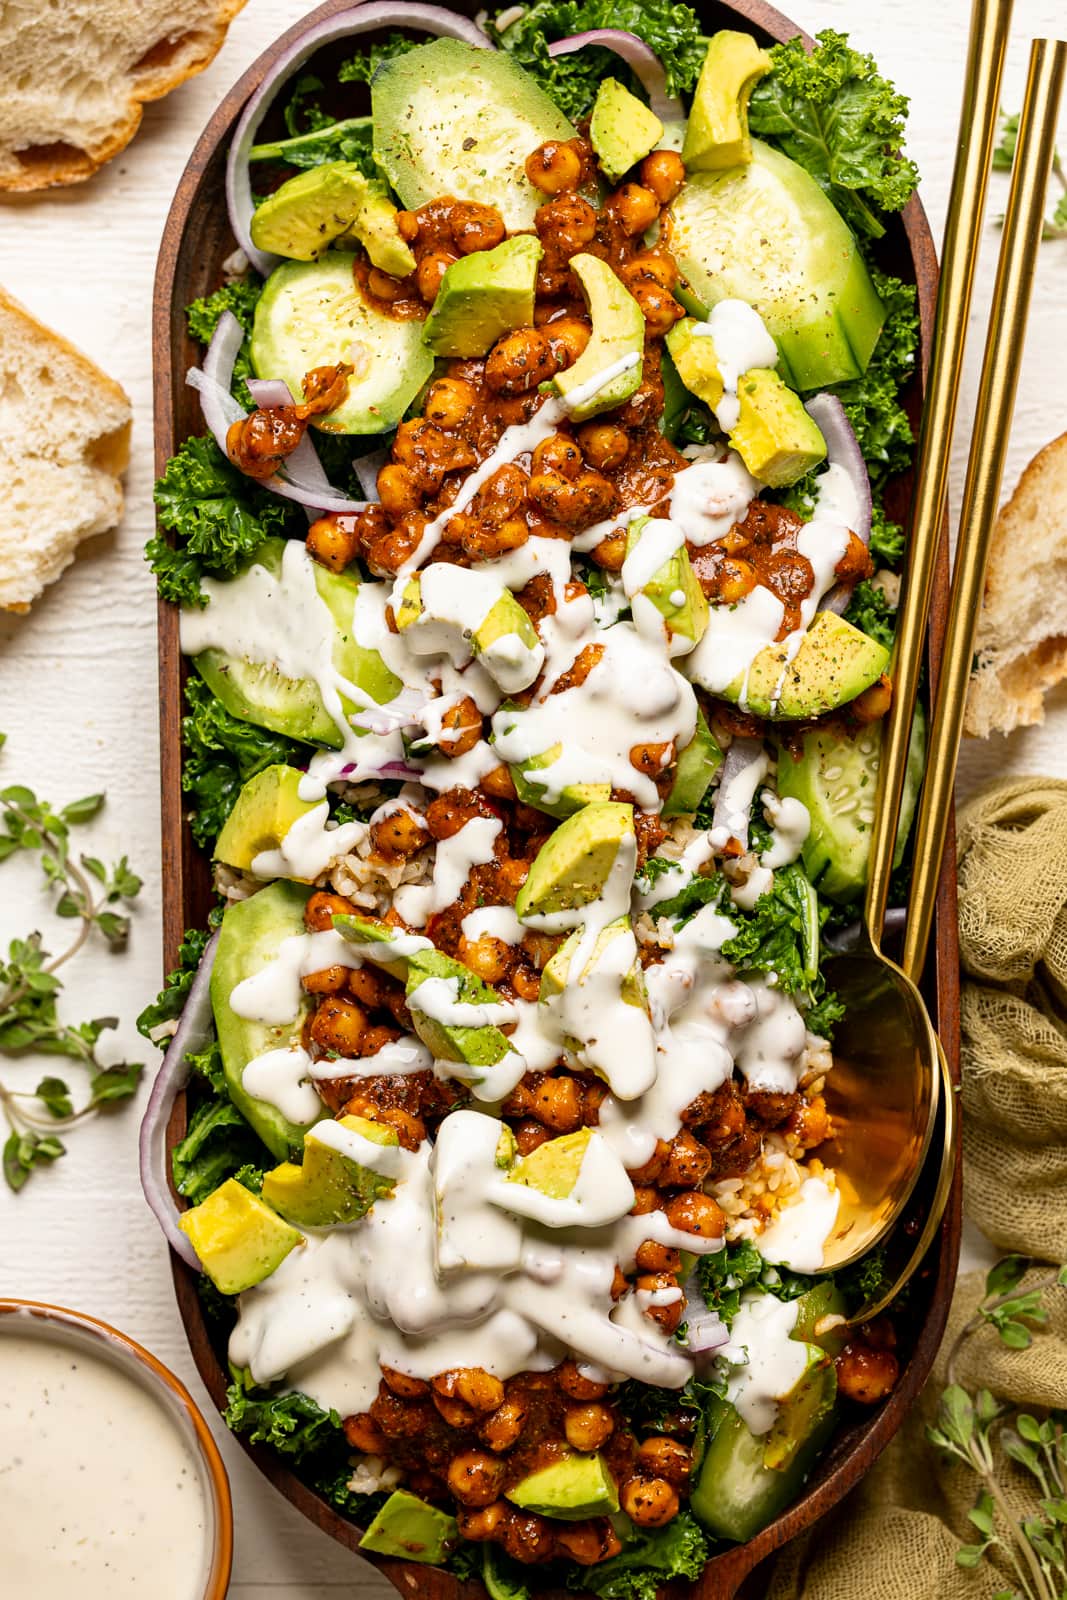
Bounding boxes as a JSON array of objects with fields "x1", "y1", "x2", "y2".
[
  {"x1": 902, "y1": 37, "x2": 1067, "y2": 984},
  {"x1": 864, "y1": 0, "x2": 1013, "y2": 949}
]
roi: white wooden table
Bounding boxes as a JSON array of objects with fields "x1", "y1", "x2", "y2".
[{"x1": 1, "y1": 1, "x2": 1064, "y2": 1591}]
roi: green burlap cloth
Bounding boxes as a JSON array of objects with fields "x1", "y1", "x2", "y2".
[{"x1": 767, "y1": 777, "x2": 1067, "y2": 1599}]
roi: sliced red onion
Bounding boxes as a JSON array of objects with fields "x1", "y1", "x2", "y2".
[
  {"x1": 354, "y1": 445, "x2": 391, "y2": 502},
  {"x1": 712, "y1": 736, "x2": 765, "y2": 849},
  {"x1": 546, "y1": 31, "x2": 680, "y2": 126},
  {"x1": 245, "y1": 376, "x2": 294, "y2": 408},
  {"x1": 339, "y1": 756, "x2": 424, "y2": 780},
  {"x1": 189, "y1": 313, "x2": 369, "y2": 515},
  {"x1": 138, "y1": 934, "x2": 219, "y2": 1271},
  {"x1": 804, "y1": 394, "x2": 872, "y2": 547},
  {"x1": 682, "y1": 1272, "x2": 729, "y2": 1359},
  {"x1": 227, "y1": 5, "x2": 493, "y2": 278}
]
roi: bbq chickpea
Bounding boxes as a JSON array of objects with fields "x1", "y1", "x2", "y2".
[
  {"x1": 458, "y1": 933, "x2": 512, "y2": 985},
  {"x1": 608, "y1": 183, "x2": 660, "y2": 235},
  {"x1": 557, "y1": 1359, "x2": 608, "y2": 1402},
  {"x1": 637, "y1": 1273, "x2": 684, "y2": 1335},
  {"x1": 309, "y1": 995, "x2": 367, "y2": 1055},
  {"x1": 424, "y1": 376, "x2": 477, "y2": 429},
  {"x1": 636, "y1": 1436, "x2": 692, "y2": 1489},
  {"x1": 343, "y1": 1412, "x2": 386, "y2": 1453},
  {"x1": 306, "y1": 515, "x2": 360, "y2": 572},
  {"x1": 639, "y1": 149, "x2": 686, "y2": 205},
  {"x1": 621, "y1": 1475, "x2": 679, "y2": 1526},
  {"x1": 658, "y1": 1129, "x2": 713, "y2": 1188},
  {"x1": 436, "y1": 695, "x2": 483, "y2": 757},
  {"x1": 635, "y1": 1240, "x2": 680, "y2": 1274},
  {"x1": 450, "y1": 201, "x2": 505, "y2": 254},
  {"x1": 533, "y1": 1074, "x2": 583, "y2": 1132},
  {"x1": 525, "y1": 139, "x2": 584, "y2": 194},
  {"x1": 836, "y1": 1341, "x2": 900, "y2": 1403},
  {"x1": 479, "y1": 1396, "x2": 529, "y2": 1452},
  {"x1": 535, "y1": 194, "x2": 598, "y2": 251},
  {"x1": 564, "y1": 1403, "x2": 615, "y2": 1452},
  {"x1": 457, "y1": 1501, "x2": 509, "y2": 1541},
  {"x1": 447, "y1": 1449, "x2": 506, "y2": 1507},
  {"x1": 663, "y1": 1191, "x2": 724, "y2": 1239},
  {"x1": 556, "y1": 1521, "x2": 623, "y2": 1565},
  {"x1": 577, "y1": 422, "x2": 629, "y2": 471},
  {"x1": 304, "y1": 890, "x2": 355, "y2": 932},
  {"x1": 417, "y1": 249, "x2": 458, "y2": 302},
  {"x1": 435, "y1": 1367, "x2": 505, "y2": 1414},
  {"x1": 301, "y1": 965, "x2": 349, "y2": 995},
  {"x1": 631, "y1": 280, "x2": 685, "y2": 336},
  {"x1": 376, "y1": 462, "x2": 422, "y2": 516},
  {"x1": 486, "y1": 327, "x2": 559, "y2": 394},
  {"x1": 370, "y1": 806, "x2": 429, "y2": 861},
  {"x1": 381, "y1": 1366, "x2": 429, "y2": 1398}
]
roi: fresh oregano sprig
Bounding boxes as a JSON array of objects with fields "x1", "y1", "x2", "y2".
[
  {"x1": 927, "y1": 1255, "x2": 1067, "y2": 1600},
  {"x1": 0, "y1": 734, "x2": 144, "y2": 1191}
]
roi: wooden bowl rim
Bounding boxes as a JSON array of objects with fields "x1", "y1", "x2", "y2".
[{"x1": 150, "y1": 3, "x2": 962, "y2": 1594}]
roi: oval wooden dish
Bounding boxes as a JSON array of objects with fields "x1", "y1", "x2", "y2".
[{"x1": 153, "y1": 2, "x2": 962, "y2": 1594}]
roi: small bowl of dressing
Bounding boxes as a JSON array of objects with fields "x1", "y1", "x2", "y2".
[{"x1": 0, "y1": 1299, "x2": 232, "y2": 1600}]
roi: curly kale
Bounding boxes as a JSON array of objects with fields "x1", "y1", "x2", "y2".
[
  {"x1": 171, "y1": 1097, "x2": 267, "y2": 1205},
  {"x1": 136, "y1": 925, "x2": 211, "y2": 1040},
  {"x1": 844, "y1": 577, "x2": 897, "y2": 652},
  {"x1": 491, "y1": 0, "x2": 705, "y2": 120},
  {"x1": 338, "y1": 33, "x2": 420, "y2": 85},
  {"x1": 565, "y1": 1512, "x2": 711, "y2": 1600},
  {"x1": 181, "y1": 676, "x2": 307, "y2": 851},
  {"x1": 749, "y1": 30, "x2": 919, "y2": 239}
]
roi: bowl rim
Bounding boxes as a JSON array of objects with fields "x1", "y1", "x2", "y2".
[
  {"x1": 149, "y1": 1, "x2": 963, "y2": 1594},
  {"x1": 0, "y1": 1297, "x2": 234, "y2": 1600}
]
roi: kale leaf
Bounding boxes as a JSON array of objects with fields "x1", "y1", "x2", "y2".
[
  {"x1": 284, "y1": 73, "x2": 336, "y2": 136},
  {"x1": 251, "y1": 119, "x2": 377, "y2": 178},
  {"x1": 844, "y1": 577, "x2": 896, "y2": 651},
  {"x1": 697, "y1": 1237, "x2": 765, "y2": 1326},
  {"x1": 147, "y1": 436, "x2": 298, "y2": 608},
  {"x1": 721, "y1": 864, "x2": 820, "y2": 992},
  {"x1": 172, "y1": 1097, "x2": 267, "y2": 1205},
  {"x1": 652, "y1": 873, "x2": 726, "y2": 925},
  {"x1": 136, "y1": 925, "x2": 211, "y2": 1041},
  {"x1": 185, "y1": 280, "x2": 262, "y2": 345},
  {"x1": 749, "y1": 30, "x2": 919, "y2": 239},
  {"x1": 565, "y1": 1511, "x2": 711, "y2": 1600},
  {"x1": 186, "y1": 1035, "x2": 227, "y2": 1095},
  {"x1": 338, "y1": 33, "x2": 419, "y2": 85},
  {"x1": 869, "y1": 502, "x2": 906, "y2": 568},
  {"x1": 491, "y1": 0, "x2": 706, "y2": 121},
  {"x1": 224, "y1": 1379, "x2": 346, "y2": 1461},
  {"x1": 181, "y1": 676, "x2": 306, "y2": 851}
]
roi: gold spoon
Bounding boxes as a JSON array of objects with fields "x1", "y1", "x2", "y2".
[{"x1": 800, "y1": 0, "x2": 1014, "y2": 1281}]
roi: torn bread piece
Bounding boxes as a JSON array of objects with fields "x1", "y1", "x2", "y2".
[
  {"x1": 0, "y1": 287, "x2": 132, "y2": 613},
  {"x1": 966, "y1": 432, "x2": 1067, "y2": 738},
  {"x1": 0, "y1": 0, "x2": 248, "y2": 192}
]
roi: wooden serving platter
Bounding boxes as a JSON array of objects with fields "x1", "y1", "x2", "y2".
[{"x1": 152, "y1": 2, "x2": 962, "y2": 1594}]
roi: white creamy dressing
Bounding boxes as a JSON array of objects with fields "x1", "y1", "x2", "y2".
[
  {"x1": 2, "y1": 1327, "x2": 210, "y2": 1599},
  {"x1": 243, "y1": 1045, "x2": 323, "y2": 1125},
  {"x1": 668, "y1": 450, "x2": 761, "y2": 547},
  {"x1": 620, "y1": 517, "x2": 686, "y2": 596},
  {"x1": 690, "y1": 300, "x2": 780, "y2": 432},
  {"x1": 756, "y1": 1176, "x2": 841, "y2": 1273},
  {"x1": 404, "y1": 564, "x2": 545, "y2": 695},
  {"x1": 310, "y1": 1034, "x2": 432, "y2": 1080},
  {"x1": 250, "y1": 801, "x2": 366, "y2": 883},
  {"x1": 394, "y1": 815, "x2": 501, "y2": 928},
  {"x1": 760, "y1": 790, "x2": 812, "y2": 870},
  {"x1": 406, "y1": 975, "x2": 517, "y2": 1030},
  {"x1": 461, "y1": 903, "x2": 525, "y2": 946},
  {"x1": 719, "y1": 1292, "x2": 810, "y2": 1435}
]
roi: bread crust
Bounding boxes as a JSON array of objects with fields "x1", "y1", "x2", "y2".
[
  {"x1": 965, "y1": 430, "x2": 1067, "y2": 738},
  {"x1": 0, "y1": 0, "x2": 248, "y2": 193}
]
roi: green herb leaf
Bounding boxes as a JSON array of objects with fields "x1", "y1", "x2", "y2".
[
  {"x1": 89, "y1": 1062, "x2": 143, "y2": 1106},
  {"x1": 986, "y1": 1254, "x2": 1030, "y2": 1297},
  {"x1": 35, "y1": 1076, "x2": 73, "y2": 1118}
]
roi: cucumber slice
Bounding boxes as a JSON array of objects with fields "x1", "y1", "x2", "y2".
[
  {"x1": 667, "y1": 139, "x2": 885, "y2": 389},
  {"x1": 775, "y1": 705, "x2": 927, "y2": 902},
  {"x1": 372, "y1": 39, "x2": 577, "y2": 231},
  {"x1": 190, "y1": 537, "x2": 401, "y2": 748},
  {"x1": 250, "y1": 253, "x2": 433, "y2": 434}
]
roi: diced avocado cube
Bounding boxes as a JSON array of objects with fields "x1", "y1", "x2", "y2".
[
  {"x1": 590, "y1": 78, "x2": 664, "y2": 183},
  {"x1": 346, "y1": 183, "x2": 417, "y2": 277},
  {"x1": 668, "y1": 141, "x2": 886, "y2": 389},
  {"x1": 539, "y1": 918, "x2": 648, "y2": 1014},
  {"x1": 507, "y1": 1452, "x2": 619, "y2": 1520},
  {"x1": 663, "y1": 708, "x2": 723, "y2": 817},
  {"x1": 507, "y1": 1127, "x2": 592, "y2": 1198},
  {"x1": 665, "y1": 317, "x2": 725, "y2": 409},
  {"x1": 214, "y1": 765, "x2": 320, "y2": 871},
  {"x1": 553, "y1": 254, "x2": 644, "y2": 421},
  {"x1": 211, "y1": 881, "x2": 317, "y2": 1161},
  {"x1": 624, "y1": 516, "x2": 709, "y2": 648},
  {"x1": 730, "y1": 368, "x2": 827, "y2": 487},
  {"x1": 423, "y1": 235, "x2": 543, "y2": 358},
  {"x1": 508, "y1": 745, "x2": 612, "y2": 820},
  {"x1": 250, "y1": 162, "x2": 371, "y2": 260},
  {"x1": 359, "y1": 1489, "x2": 459, "y2": 1563},
  {"x1": 405, "y1": 948, "x2": 516, "y2": 1080},
  {"x1": 516, "y1": 801, "x2": 635, "y2": 920},
  {"x1": 261, "y1": 1115, "x2": 399, "y2": 1228},
  {"x1": 177, "y1": 1178, "x2": 302, "y2": 1294},
  {"x1": 721, "y1": 611, "x2": 890, "y2": 721},
  {"x1": 683, "y1": 31, "x2": 772, "y2": 172},
  {"x1": 396, "y1": 569, "x2": 545, "y2": 694}
]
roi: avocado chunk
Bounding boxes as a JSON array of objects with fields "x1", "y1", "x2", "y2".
[
  {"x1": 507, "y1": 1452, "x2": 619, "y2": 1520},
  {"x1": 187, "y1": 537, "x2": 401, "y2": 749},
  {"x1": 688, "y1": 611, "x2": 889, "y2": 721},
  {"x1": 624, "y1": 515, "x2": 709, "y2": 650},
  {"x1": 663, "y1": 708, "x2": 723, "y2": 817},
  {"x1": 508, "y1": 1127, "x2": 592, "y2": 1198},
  {"x1": 515, "y1": 801, "x2": 635, "y2": 920},
  {"x1": 690, "y1": 1285, "x2": 846, "y2": 1542},
  {"x1": 590, "y1": 78, "x2": 664, "y2": 183},
  {"x1": 776, "y1": 705, "x2": 926, "y2": 901},
  {"x1": 731, "y1": 368, "x2": 828, "y2": 487},
  {"x1": 333, "y1": 917, "x2": 521, "y2": 1094},
  {"x1": 177, "y1": 1178, "x2": 302, "y2": 1294},
  {"x1": 553, "y1": 254, "x2": 645, "y2": 421},
  {"x1": 396, "y1": 566, "x2": 545, "y2": 693},
  {"x1": 665, "y1": 316, "x2": 727, "y2": 410},
  {"x1": 346, "y1": 182, "x2": 417, "y2": 278},
  {"x1": 539, "y1": 917, "x2": 654, "y2": 1096},
  {"x1": 668, "y1": 140, "x2": 886, "y2": 389},
  {"x1": 251, "y1": 252, "x2": 433, "y2": 434},
  {"x1": 250, "y1": 163, "x2": 387, "y2": 263},
  {"x1": 683, "y1": 30, "x2": 772, "y2": 172},
  {"x1": 508, "y1": 746, "x2": 612, "y2": 820},
  {"x1": 423, "y1": 236, "x2": 542, "y2": 358},
  {"x1": 211, "y1": 881, "x2": 317, "y2": 1161},
  {"x1": 261, "y1": 1115, "x2": 399, "y2": 1228},
  {"x1": 214, "y1": 765, "x2": 319, "y2": 871},
  {"x1": 540, "y1": 918, "x2": 648, "y2": 1013},
  {"x1": 373, "y1": 40, "x2": 577, "y2": 231},
  {"x1": 359, "y1": 1490, "x2": 459, "y2": 1563}
]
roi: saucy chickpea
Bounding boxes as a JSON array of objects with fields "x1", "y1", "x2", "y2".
[
  {"x1": 663, "y1": 1191, "x2": 725, "y2": 1239},
  {"x1": 564, "y1": 1403, "x2": 615, "y2": 1451},
  {"x1": 370, "y1": 806, "x2": 429, "y2": 860},
  {"x1": 557, "y1": 1359, "x2": 608, "y2": 1402},
  {"x1": 424, "y1": 376, "x2": 477, "y2": 429},
  {"x1": 636, "y1": 1436, "x2": 692, "y2": 1489},
  {"x1": 479, "y1": 1396, "x2": 529, "y2": 1452},
  {"x1": 621, "y1": 1475, "x2": 679, "y2": 1526},
  {"x1": 450, "y1": 202, "x2": 505, "y2": 255},
  {"x1": 301, "y1": 965, "x2": 349, "y2": 996},
  {"x1": 639, "y1": 149, "x2": 686, "y2": 205},
  {"x1": 525, "y1": 139, "x2": 583, "y2": 194},
  {"x1": 343, "y1": 1412, "x2": 386, "y2": 1453},
  {"x1": 608, "y1": 183, "x2": 660, "y2": 236},
  {"x1": 447, "y1": 1449, "x2": 506, "y2": 1507},
  {"x1": 309, "y1": 995, "x2": 367, "y2": 1055},
  {"x1": 485, "y1": 327, "x2": 559, "y2": 394},
  {"x1": 457, "y1": 1501, "x2": 509, "y2": 1540},
  {"x1": 306, "y1": 515, "x2": 360, "y2": 572},
  {"x1": 436, "y1": 694, "x2": 484, "y2": 757},
  {"x1": 577, "y1": 422, "x2": 629, "y2": 470},
  {"x1": 416, "y1": 249, "x2": 457, "y2": 302},
  {"x1": 377, "y1": 461, "x2": 422, "y2": 516}
]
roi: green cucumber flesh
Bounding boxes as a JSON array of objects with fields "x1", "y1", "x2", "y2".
[{"x1": 250, "y1": 252, "x2": 433, "y2": 434}]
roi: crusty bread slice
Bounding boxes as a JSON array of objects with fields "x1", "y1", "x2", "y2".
[
  {"x1": 0, "y1": 0, "x2": 247, "y2": 192},
  {"x1": 0, "y1": 287, "x2": 131, "y2": 613},
  {"x1": 965, "y1": 431, "x2": 1067, "y2": 738}
]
